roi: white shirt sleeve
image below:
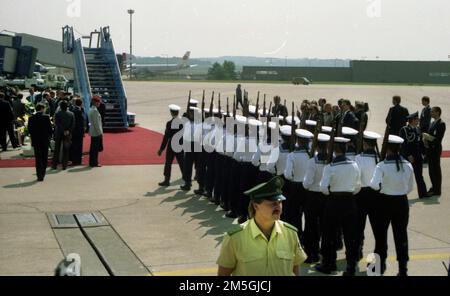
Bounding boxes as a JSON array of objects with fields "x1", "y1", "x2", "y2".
[
  {"x1": 353, "y1": 163, "x2": 362, "y2": 195},
  {"x1": 406, "y1": 163, "x2": 414, "y2": 194},
  {"x1": 284, "y1": 153, "x2": 294, "y2": 180},
  {"x1": 319, "y1": 165, "x2": 331, "y2": 195},
  {"x1": 303, "y1": 158, "x2": 315, "y2": 190},
  {"x1": 370, "y1": 164, "x2": 382, "y2": 191},
  {"x1": 251, "y1": 148, "x2": 261, "y2": 167}
]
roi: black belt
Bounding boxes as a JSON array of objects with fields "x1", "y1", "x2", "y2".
[{"x1": 330, "y1": 191, "x2": 353, "y2": 196}]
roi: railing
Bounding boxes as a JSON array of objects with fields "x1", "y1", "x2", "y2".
[{"x1": 72, "y1": 38, "x2": 92, "y2": 117}]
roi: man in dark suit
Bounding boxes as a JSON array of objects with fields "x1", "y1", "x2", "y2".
[
  {"x1": 27, "y1": 103, "x2": 53, "y2": 181},
  {"x1": 339, "y1": 99, "x2": 359, "y2": 130},
  {"x1": 271, "y1": 95, "x2": 288, "y2": 118},
  {"x1": 419, "y1": 96, "x2": 431, "y2": 134},
  {"x1": 400, "y1": 112, "x2": 427, "y2": 198},
  {"x1": 386, "y1": 95, "x2": 409, "y2": 136},
  {"x1": 0, "y1": 92, "x2": 19, "y2": 151},
  {"x1": 157, "y1": 104, "x2": 185, "y2": 186},
  {"x1": 235, "y1": 84, "x2": 244, "y2": 110},
  {"x1": 52, "y1": 100, "x2": 75, "y2": 170},
  {"x1": 69, "y1": 98, "x2": 85, "y2": 165},
  {"x1": 423, "y1": 107, "x2": 446, "y2": 196}
]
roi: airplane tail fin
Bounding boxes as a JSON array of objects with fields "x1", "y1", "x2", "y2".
[{"x1": 180, "y1": 51, "x2": 190, "y2": 67}]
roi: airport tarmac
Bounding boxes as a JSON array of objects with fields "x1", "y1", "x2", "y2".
[{"x1": 0, "y1": 81, "x2": 449, "y2": 276}]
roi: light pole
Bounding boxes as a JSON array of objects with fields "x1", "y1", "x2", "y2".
[{"x1": 127, "y1": 9, "x2": 135, "y2": 80}]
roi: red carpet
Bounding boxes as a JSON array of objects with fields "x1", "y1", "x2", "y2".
[{"x1": 0, "y1": 126, "x2": 166, "y2": 168}]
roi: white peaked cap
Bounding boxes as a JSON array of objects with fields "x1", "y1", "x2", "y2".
[
  {"x1": 363, "y1": 131, "x2": 382, "y2": 140},
  {"x1": 248, "y1": 119, "x2": 262, "y2": 127},
  {"x1": 263, "y1": 121, "x2": 277, "y2": 129},
  {"x1": 388, "y1": 135, "x2": 404, "y2": 144},
  {"x1": 248, "y1": 105, "x2": 257, "y2": 114},
  {"x1": 342, "y1": 127, "x2": 359, "y2": 136},
  {"x1": 306, "y1": 120, "x2": 317, "y2": 126},
  {"x1": 295, "y1": 129, "x2": 314, "y2": 139},
  {"x1": 321, "y1": 126, "x2": 332, "y2": 133},
  {"x1": 280, "y1": 125, "x2": 292, "y2": 136},
  {"x1": 189, "y1": 99, "x2": 199, "y2": 104},
  {"x1": 235, "y1": 115, "x2": 247, "y2": 125},
  {"x1": 286, "y1": 116, "x2": 300, "y2": 125},
  {"x1": 169, "y1": 104, "x2": 181, "y2": 111},
  {"x1": 334, "y1": 137, "x2": 351, "y2": 143},
  {"x1": 318, "y1": 133, "x2": 331, "y2": 142}
]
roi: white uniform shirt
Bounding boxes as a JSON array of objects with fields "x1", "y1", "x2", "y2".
[
  {"x1": 275, "y1": 144, "x2": 290, "y2": 176},
  {"x1": 320, "y1": 156, "x2": 361, "y2": 195},
  {"x1": 370, "y1": 157, "x2": 414, "y2": 196},
  {"x1": 355, "y1": 152, "x2": 378, "y2": 188},
  {"x1": 303, "y1": 156, "x2": 327, "y2": 192},
  {"x1": 284, "y1": 149, "x2": 310, "y2": 182},
  {"x1": 252, "y1": 142, "x2": 278, "y2": 174}
]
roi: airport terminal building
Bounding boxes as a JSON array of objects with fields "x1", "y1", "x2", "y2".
[{"x1": 241, "y1": 60, "x2": 450, "y2": 84}]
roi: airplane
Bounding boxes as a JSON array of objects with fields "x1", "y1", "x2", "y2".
[
  {"x1": 34, "y1": 62, "x2": 56, "y2": 73},
  {"x1": 124, "y1": 51, "x2": 196, "y2": 75}
]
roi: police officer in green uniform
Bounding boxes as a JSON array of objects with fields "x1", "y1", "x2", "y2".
[{"x1": 217, "y1": 176, "x2": 306, "y2": 276}]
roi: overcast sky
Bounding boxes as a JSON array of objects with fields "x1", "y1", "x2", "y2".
[{"x1": 1, "y1": 0, "x2": 450, "y2": 60}]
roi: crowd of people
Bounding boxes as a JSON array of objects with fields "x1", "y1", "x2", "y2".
[
  {"x1": 0, "y1": 86, "x2": 105, "y2": 181},
  {"x1": 158, "y1": 86, "x2": 445, "y2": 276}
]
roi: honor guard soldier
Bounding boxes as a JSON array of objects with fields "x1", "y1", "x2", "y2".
[
  {"x1": 316, "y1": 137, "x2": 361, "y2": 276},
  {"x1": 370, "y1": 135, "x2": 414, "y2": 276},
  {"x1": 284, "y1": 128, "x2": 314, "y2": 241},
  {"x1": 251, "y1": 121, "x2": 278, "y2": 183},
  {"x1": 158, "y1": 104, "x2": 184, "y2": 186},
  {"x1": 399, "y1": 112, "x2": 428, "y2": 198},
  {"x1": 276, "y1": 125, "x2": 293, "y2": 220},
  {"x1": 302, "y1": 133, "x2": 330, "y2": 263},
  {"x1": 342, "y1": 127, "x2": 359, "y2": 161},
  {"x1": 217, "y1": 176, "x2": 306, "y2": 276},
  {"x1": 354, "y1": 131, "x2": 381, "y2": 260}
]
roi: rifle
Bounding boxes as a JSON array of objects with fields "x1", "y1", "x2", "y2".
[
  {"x1": 327, "y1": 118, "x2": 336, "y2": 163},
  {"x1": 380, "y1": 124, "x2": 390, "y2": 160},
  {"x1": 356, "y1": 113, "x2": 367, "y2": 154},
  {"x1": 283, "y1": 99, "x2": 287, "y2": 122},
  {"x1": 186, "y1": 90, "x2": 192, "y2": 114},
  {"x1": 218, "y1": 93, "x2": 221, "y2": 118},
  {"x1": 300, "y1": 104, "x2": 307, "y2": 129},
  {"x1": 201, "y1": 90, "x2": 205, "y2": 122},
  {"x1": 310, "y1": 118, "x2": 322, "y2": 158},
  {"x1": 209, "y1": 91, "x2": 215, "y2": 117},
  {"x1": 380, "y1": 109, "x2": 392, "y2": 160},
  {"x1": 290, "y1": 102, "x2": 296, "y2": 152},
  {"x1": 233, "y1": 95, "x2": 236, "y2": 119},
  {"x1": 262, "y1": 94, "x2": 267, "y2": 117},
  {"x1": 226, "y1": 97, "x2": 229, "y2": 118},
  {"x1": 255, "y1": 91, "x2": 260, "y2": 119}
]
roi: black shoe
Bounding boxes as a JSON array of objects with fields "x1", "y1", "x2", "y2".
[
  {"x1": 158, "y1": 180, "x2": 170, "y2": 187},
  {"x1": 220, "y1": 202, "x2": 229, "y2": 211},
  {"x1": 204, "y1": 191, "x2": 212, "y2": 198},
  {"x1": 225, "y1": 211, "x2": 237, "y2": 218},
  {"x1": 237, "y1": 216, "x2": 247, "y2": 224},
  {"x1": 304, "y1": 255, "x2": 320, "y2": 264},
  {"x1": 180, "y1": 184, "x2": 191, "y2": 191},
  {"x1": 194, "y1": 188, "x2": 205, "y2": 195},
  {"x1": 314, "y1": 263, "x2": 334, "y2": 274}
]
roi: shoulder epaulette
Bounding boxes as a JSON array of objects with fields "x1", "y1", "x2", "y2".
[
  {"x1": 283, "y1": 222, "x2": 298, "y2": 232},
  {"x1": 227, "y1": 225, "x2": 244, "y2": 236}
]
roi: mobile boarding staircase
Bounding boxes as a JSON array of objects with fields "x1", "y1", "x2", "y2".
[{"x1": 62, "y1": 26, "x2": 128, "y2": 130}]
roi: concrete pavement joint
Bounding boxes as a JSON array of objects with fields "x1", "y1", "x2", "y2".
[{"x1": 409, "y1": 228, "x2": 450, "y2": 245}]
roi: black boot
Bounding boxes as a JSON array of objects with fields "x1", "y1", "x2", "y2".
[
  {"x1": 314, "y1": 261, "x2": 337, "y2": 274},
  {"x1": 194, "y1": 187, "x2": 205, "y2": 195},
  {"x1": 158, "y1": 178, "x2": 170, "y2": 186},
  {"x1": 397, "y1": 261, "x2": 408, "y2": 276},
  {"x1": 342, "y1": 262, "x2": 356, "y2": 276},
  {"x1": 180, "y1": 183, "x2": 191, "y2": 191},
  {"x1": 304, "y1": 255, "x2": 320, "y2": 264},
  {"x1": 237, "y1": 215, "x2": 247, "y2": 224}
]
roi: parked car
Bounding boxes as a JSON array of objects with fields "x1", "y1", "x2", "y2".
[{"x1": 292, "y1": 77, "x2": 311, "y2": 85}]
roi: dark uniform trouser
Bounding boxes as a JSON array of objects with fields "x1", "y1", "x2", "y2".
[
  {"x1": 0, "y1": 124, "x2": 7, "y2": 150},
  {"x1": 229, "y1": 160, "x2": 242, "y2": 215},
  {"x1": 322, "y1": 194, "x2": 358, "y2": 266},
  {"x1": 1, "y1": 122, "x2": 18, "y2": 149},
  {"x1": 205, "y1": 151, "x2": 216, "y2": 194},
  {"x1": 427, "y1": 148, "x2": 442, "y2": 195},
  {"x1": 69, "y1": 133, "x2": 83, "y2": 164},
  {"x1": 410, "y1": 154, "x2": 427, "y2": 197},
  {"x1": 238, "y1": 162, "x2": 258, "y2": 218},
  {"x1": 53, "y1": 134, "x2": 70, "y2": 168},
  {"x1": 284, "y1": 181, "x2": 306, "y2": 240},
  {"x1": 303, "y1": 191, "x2": 326, "y2": 258},
  {"x1": 33, "y1": 143, "x2": 49, "y2": 180},
  {"x1": 89, "y1": 136, "x2": 101, "y2": 166},
  {"x1": 373, "y1": 194, "x2": 409, "y2": 263},
  {"x1": 220, "y1": 155, "x2": 232, "y2": 210},
  {"x1": 214, "y1": 153, "x2": 224, "y2": 202},
  {"x1": 183, "y1": 142, "x2": 204, "y2": 187},
  {"x1": 163, "y1": 146, "x2": 184, "y2": 181},
  {"x1": 355, "y1": 187, "x2": 378, "y2": 256}
]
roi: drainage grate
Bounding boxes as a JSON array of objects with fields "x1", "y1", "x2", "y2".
[{"x1": 47, "y1": 212, "x2": 108, "y2": 228}]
